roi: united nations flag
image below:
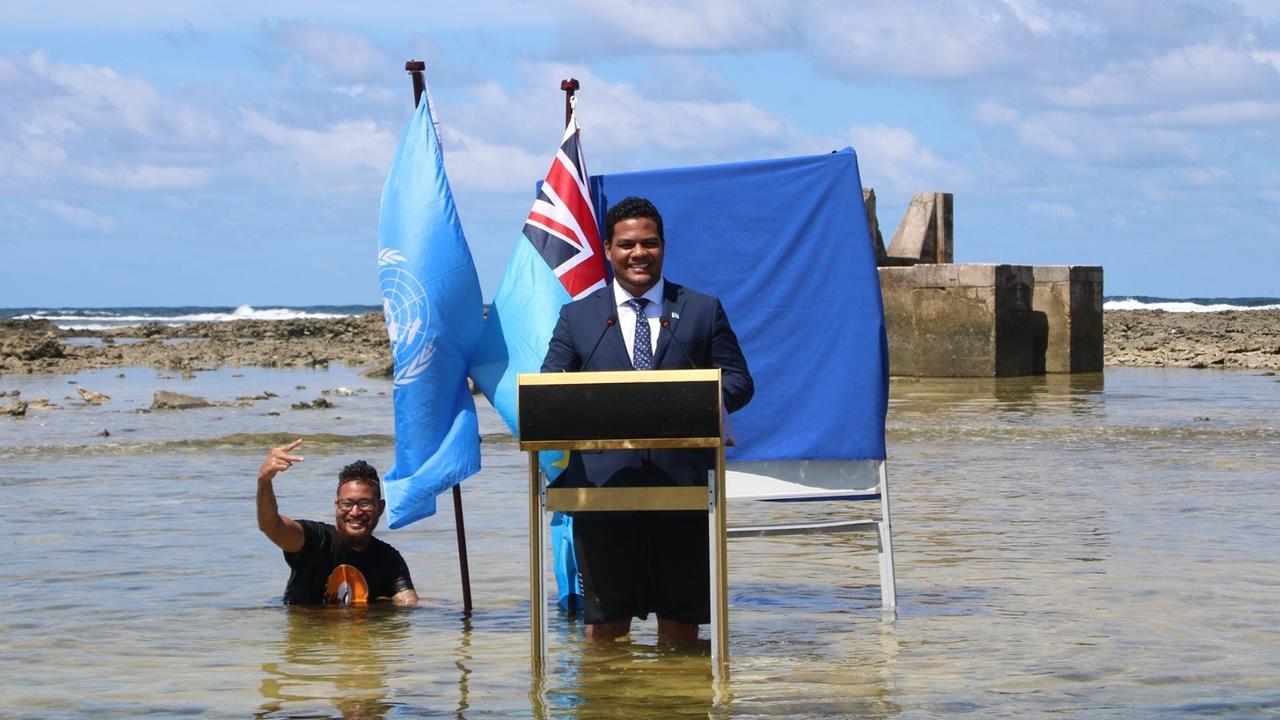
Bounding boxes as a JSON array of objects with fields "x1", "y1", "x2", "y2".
[{"x1": 377, "y1": 94, "x2": 483, "y2": 528}]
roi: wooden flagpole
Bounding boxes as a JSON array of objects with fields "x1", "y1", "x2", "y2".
[
  {"x1": 557, "y1": 77, "x2": 582, "y2": 620},
  {"x1": 404, "y1": 59, "x2": 474, "y2": 616}
]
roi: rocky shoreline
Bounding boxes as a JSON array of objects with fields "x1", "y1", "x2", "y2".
[
  {"x1": 0, "y1": 313, "x2": 392, "y2": 377},
  {"x1": 1103, "y1": 309, "x2": 1280, "y2": 370},
  {"x1": 2, "y1": 309, "x2": 1279, "y2": 377}
]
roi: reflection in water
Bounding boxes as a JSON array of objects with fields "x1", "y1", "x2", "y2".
[
  {"x1": 255, "y1": 606, "x2": 476, "y2": 719},
  {"x1": 257, "y1": 606, "x2": 410, "y2": 719},
  {"x1": 454, "y1": 614, "x2": 473, "y2": 719},
  {"x1": 891, "y1": 371, "x2": 1105, "y2": 417},
  {"x1": 535, "y1": 636, "x2": 721, "y2": 719}
]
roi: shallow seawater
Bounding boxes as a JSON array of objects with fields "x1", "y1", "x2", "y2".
[{"x1": 1, "y1": 366, "x2": 1277, "y2": 718}]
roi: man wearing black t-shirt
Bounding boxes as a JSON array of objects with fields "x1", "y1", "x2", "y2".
[{"x1": 256, "y1": 439, "x2": 418, "y2": 605}]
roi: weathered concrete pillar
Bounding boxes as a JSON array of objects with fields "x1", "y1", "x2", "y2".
[
  {"x1": 862, "y1": 187, "x2": 888, "y2": 265},
  {"x1": 879, "y1": 263, "x2": 1034, "y2": 377},
  {"x1": 1030, "y1": 266, "x2": 1103, "y2": 373},
  {"x1": 886, "y1": 192, "x2": 953, "y2": 264}
]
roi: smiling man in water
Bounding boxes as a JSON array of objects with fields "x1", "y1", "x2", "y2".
[{"x1": 256, "y1": 439, "x2": 418, "y2": 605}]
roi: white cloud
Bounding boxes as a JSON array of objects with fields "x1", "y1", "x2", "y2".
[
  {"x1": 1011, "y1": 113, "x2": 1200, "y2": 166},
  {"x1": 1028, "y1": 200, "x2": 1078, "y2": 221},
  {"x1": 803, "y1": 1, "x2": 1021, "y2": 81},
  {"x1": 1000, "y1": 0, "x2": 1054, "y2": 35},
  {"x1": 1014, "y1": 117, "x2": 1077, "y2": 158},
  {"x1": 0, "y1": 1, "x2": 555, "y2": 31},
  {"x1": 1049, "y1": 43, "x2": 1280, "y2": 111},
  {"x1": 240, "y1": 112, "x2": 396, "y2": 193},
  {"x1": 439, "y1": 129, "x2": 548, "y2": 194},
  {"x1": 8, "y1": 47, "x2": 798, "y2": 212},
  {"x1": 545, "y1": 0, "x2": 1280, "y2": 149},
  {"x1": 974, "y1": 101, "x2": 1020, "y2": 126},
  {"x1": 0, "y1": 52, "x2": 224, "y2": 192},
  {"x1": 942, "y1": 8, "x2": 1280, "y2": 190},
  {"x1": 561, "y1": 0, "x2": 797, "y2": 52},
  {"x1": 79, "y1": 164, "x2": 212, "y2": 190},
  {"x1": 27, "y1": 51, "x2": 222, "y2": 146},
  {"x1": 1138, "y1": 100, "x2": 1280, "y2": 127},
  {"x1": 844, "y1": 124, "x2": 969, "y2": 195},
  {"x1": 266, "y1": 21, "x2": 393, "y2": 84},
  {"x1": 1175, "y1": 166, "x2": 1231, "y2": 187},
  {"x1": 445, "y1": 63, "x2": 815, "y2": 175},
  {"x1": 1231, "y1": 0, "x2": 1280, "y2": 24},
  {"x1": 1252, "y1": 50, "x2": 1280, "y2": 74},
  {"x1": 38, "y1": 199, "x2": 118, "y2": 232},
  {"x1": 634, "y1": 57, "x2": 742, "y2": 102},
  {"x1": 0, "y1": 47, "x2": 409, "y2": 198},
  {"x1": 560, "y1": 0, "x2": 1071, "y2": 82}
]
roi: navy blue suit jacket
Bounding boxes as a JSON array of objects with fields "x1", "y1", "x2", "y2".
[{"x1": 541, "y1": 280, "x2": 754, "y2": 489}]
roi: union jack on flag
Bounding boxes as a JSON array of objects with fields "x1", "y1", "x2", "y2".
[{"x1": 522, "y1": 114, "x2": 607, "y2": 299}]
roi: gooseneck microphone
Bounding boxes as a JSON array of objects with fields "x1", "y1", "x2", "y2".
[
  {"x1": 661, "y1": 316, "x2": 698, "y2": 368},
  {"x1": 580, "y1": 315, "x2": 617, "y2": 369}
]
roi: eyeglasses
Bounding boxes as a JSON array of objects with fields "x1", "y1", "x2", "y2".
[{"x1": 336, "y1": 499, "x2": 376, "y2": 511}]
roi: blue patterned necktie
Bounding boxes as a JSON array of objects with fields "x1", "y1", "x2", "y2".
[{"x1": 628, "y1": 298, "x2": 652, "y2": 370}]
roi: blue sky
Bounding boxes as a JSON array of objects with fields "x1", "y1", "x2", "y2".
[{"x1": 2, "y1": 0, "x2": 1279, "y2": 306}]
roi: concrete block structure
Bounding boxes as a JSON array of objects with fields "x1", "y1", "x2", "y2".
[
  {"x1": 1030, "y1": 266, "x2": 1104, "y2": 373},
  {"x1": 879, "y1": 264, "x2": 1034, "y2": 377},
  {"x1": 867, "y1": 188, "x2": 1103, "y2": 377},
  {"x1": 886, "y1": 192, "x2": 953, "y2": 264},
  {"x1": 862, "y1": 187, "x2": 888, "y2": 265}
]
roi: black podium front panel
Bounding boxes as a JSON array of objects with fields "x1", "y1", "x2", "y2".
[{"x1": 517, "y1": 369, "x2": 721, "y2": 450}]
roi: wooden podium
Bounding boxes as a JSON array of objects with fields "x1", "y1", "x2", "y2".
[{"x1": 517, "y1": 368, "x2": 730, "y2": 677}]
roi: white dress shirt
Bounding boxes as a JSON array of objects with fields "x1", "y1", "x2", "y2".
[{"x1": 613, "y1": 279, "x2": 664, "y2": 362}]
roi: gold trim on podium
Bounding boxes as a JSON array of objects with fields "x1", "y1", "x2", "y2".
[
  {"x1": 712, "y1": 445, "x2": 729, "y2": 668},
  {"x1": 518, "y1": 368, "x2": 718, "y2": 386},
  {"x1": 527, "y1": 451, "x2": 545, "y2": 673},
  {"x1": 545, "y1": 486, "x2": 708, "y2": 513}
]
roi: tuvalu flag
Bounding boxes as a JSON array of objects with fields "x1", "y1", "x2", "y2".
[
  {"x1": 469, "y1": 109, "x2": 606, "y2": 440},
  {"x1": 469, "y1": 107, "x2": 606, "y2": 609},
  {"x1": 378, "y1": 94, "x2": 484, "y2": 529}
]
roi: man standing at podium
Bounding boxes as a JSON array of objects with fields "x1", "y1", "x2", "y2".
[{"x1": 542, "y1": 196, "x2": 754, "y2": 643}]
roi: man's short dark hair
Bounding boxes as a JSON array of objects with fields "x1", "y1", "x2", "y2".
[
  {"x1": 605, "y1": 196, "x2": 663, "y2": 243},
  {"x1": 337, "y1": 460, "x2": 381, "y2": 500}
]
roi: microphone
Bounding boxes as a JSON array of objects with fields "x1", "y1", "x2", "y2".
[
  {"x1": 581, "y1": 314, "x2": 617, "y2": 369},
  {"x1": 661, "y1": 315, "x2": 698, "y2": 368}
]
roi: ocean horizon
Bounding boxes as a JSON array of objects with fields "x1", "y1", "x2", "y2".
[{"x1": 4, "y1": 295, "x2": 1279, "y2": 331}]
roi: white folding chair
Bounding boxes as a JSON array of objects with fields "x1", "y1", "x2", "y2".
[{"x1": 726, "y1": 459, "x2": 897, "y2": 608}]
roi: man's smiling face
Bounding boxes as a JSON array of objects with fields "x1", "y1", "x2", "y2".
[
  {"x1": 606, "y1": 217, "x2": 664, "y2": 297},
  {"x1": 333, "y1": 480, "x2": 382, "y2": 549}
]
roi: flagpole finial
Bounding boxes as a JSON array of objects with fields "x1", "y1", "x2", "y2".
[
  {"x1": 405, "y1": 60, "x2": 427, "y2": 108},
  {"x1": 560, "y1": 78, "x2": 580, "y2": 127}
]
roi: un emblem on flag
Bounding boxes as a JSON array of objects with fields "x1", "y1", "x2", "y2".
[{"x1": 379, "y1": 249, "x2": 436, "y2": 387}]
